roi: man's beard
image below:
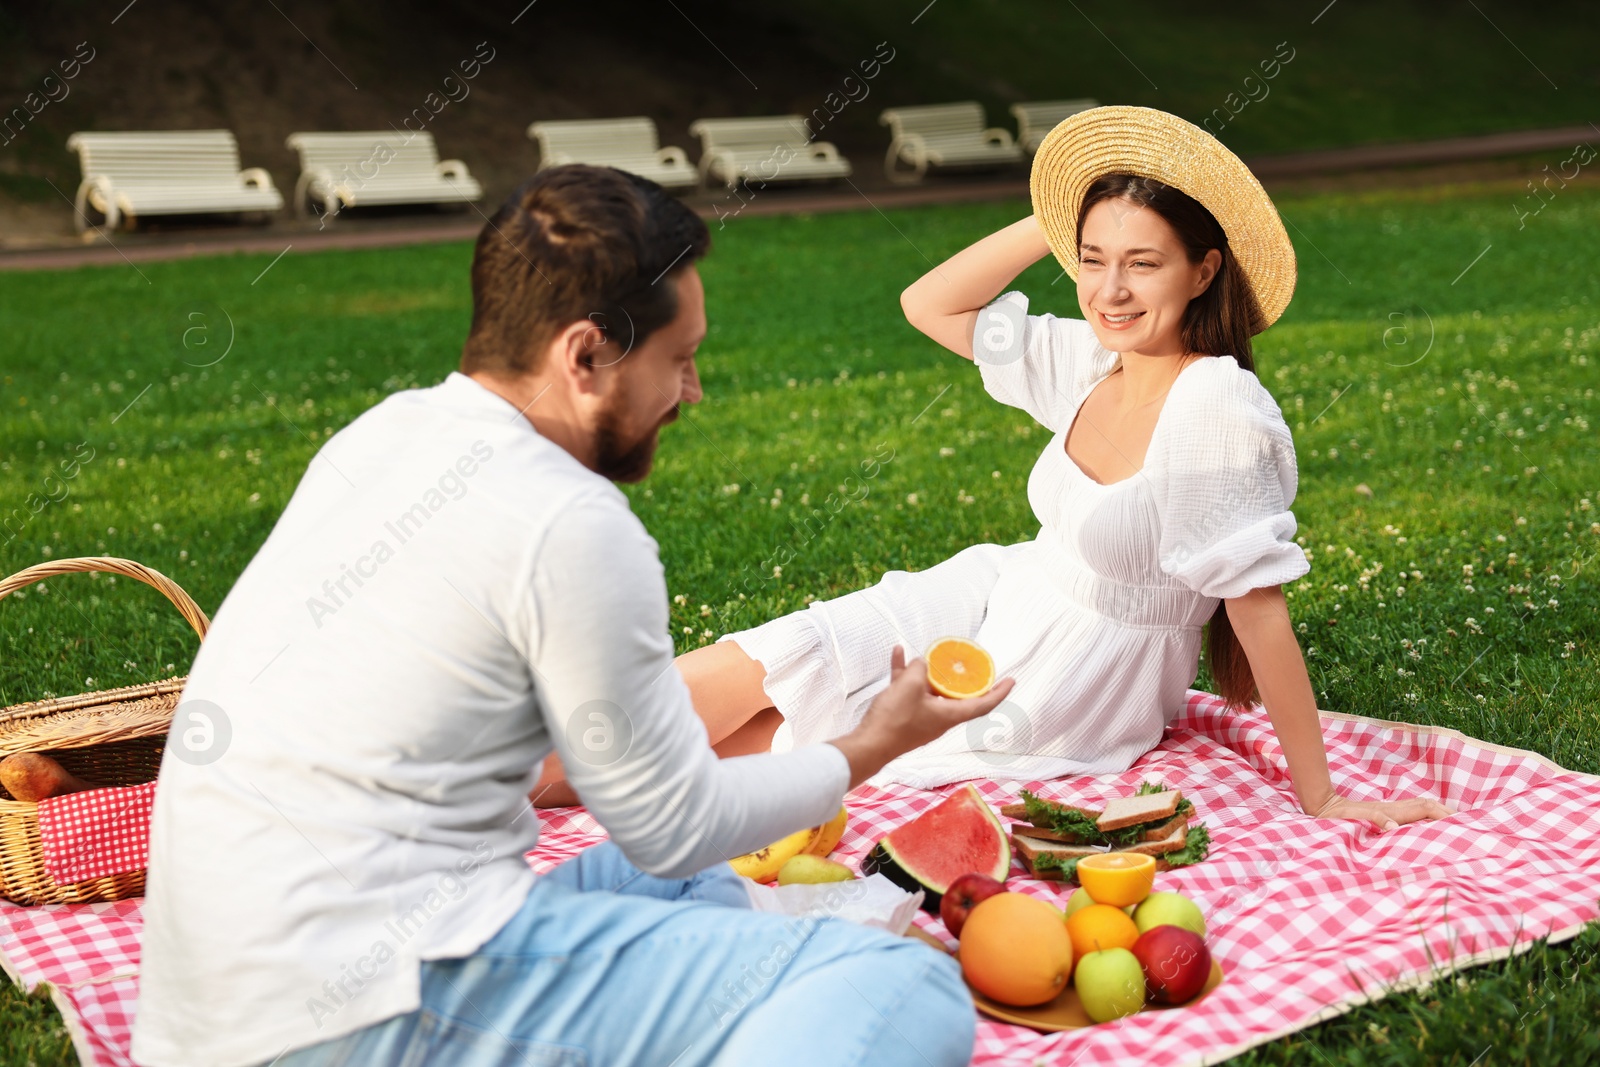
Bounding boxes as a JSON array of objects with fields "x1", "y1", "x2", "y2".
[{"x1": 593, "y1": 389, "x2": 671, "y2": 483}]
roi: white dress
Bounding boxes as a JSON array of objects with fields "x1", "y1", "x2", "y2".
[{"x1": 720, "y1": 291, "x2": 1311, "y2": 788}]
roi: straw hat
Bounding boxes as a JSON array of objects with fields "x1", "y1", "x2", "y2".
[{"x1": 1030, "y1": 104, "x2": 1297, "y2": 331}]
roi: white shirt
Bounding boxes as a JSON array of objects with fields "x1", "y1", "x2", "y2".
[
  {"x1": 738, "y1": 291, "x2": 1309, "y2": 787},
  {"x1": 131, "y1": 371, "x2": 850, "y2": 1067}
]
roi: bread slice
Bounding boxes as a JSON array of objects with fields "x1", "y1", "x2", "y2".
[
  {"x1": 1011, "y1": 833, "x2": 1106, "y2": 880},
  {"x1": 1096, "y1": 790, "x2": 1181, "y2": 832},
  {"x1": 1008, "y1": 822, "x2": 1090, "y2": 844},
  {"x1": 1135, "y1": 812, "x2": 1190, "y2": 843},
  {"x1": 1113, "y1": 820, "x2": 1190, "y2": 857}
]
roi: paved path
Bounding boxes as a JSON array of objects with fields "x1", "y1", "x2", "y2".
[{"x1": 2, "y1": 123, "x2": 1592, "y2": 273}]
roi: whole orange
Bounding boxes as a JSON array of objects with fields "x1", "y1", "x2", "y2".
[
  {"x1": 1065, "y1": 903, "x2": 1141, "y2": 970},
  {"x1": 958, "y1": 892, "x2": 1075, "y2": 1006}
]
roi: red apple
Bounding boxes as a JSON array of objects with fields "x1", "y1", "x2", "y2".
[
  {"x1": 940, "y1": 872, "x2": 1006, "y2": 938},
  {"x1": 1130, "y1": 925, "x2": 1211, "y2": 1005}
]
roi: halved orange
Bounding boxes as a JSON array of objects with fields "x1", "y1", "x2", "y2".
[
  {"x1": 924, "y1": 636, "x2": 996, "y2": 699},
  {"x1": 1076, "y1": 852, "x2": 1157, "y2": 908}
]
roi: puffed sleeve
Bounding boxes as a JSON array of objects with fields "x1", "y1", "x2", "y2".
[
  {"x1": 971, "y1": 290, "x2": 1104, "y2": 434},
  {"x1": 1155, "y1": 360, "x2": 1311, "y2": 600}
]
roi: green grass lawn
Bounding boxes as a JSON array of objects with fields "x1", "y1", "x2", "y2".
[{"x1": 1, "y1": 179, "x2": 1597, "y2": 1064}]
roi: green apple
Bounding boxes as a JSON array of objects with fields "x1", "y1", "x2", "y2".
[
  {"x1": 1074, "y1": 947, "x2": 1146, "y2": 1023},
  {"x1": 1065, "y1": 886, "x2": 1136, "y2": 919},
  {"x1": 1132, "y1": 891, "x2": 1207, "y2": 938}
]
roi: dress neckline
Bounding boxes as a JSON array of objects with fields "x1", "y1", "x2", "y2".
[{"x1": 1059, "y1": 354, "x2": 1211, "y2": 488}]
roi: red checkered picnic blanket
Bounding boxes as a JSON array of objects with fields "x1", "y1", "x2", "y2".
[
  {"x1": 3, "y1": 690, "x2": 1597, "y2": 1067},
  {"x1": 36, "y1": 782, "x2": 159, "y2": 886}
]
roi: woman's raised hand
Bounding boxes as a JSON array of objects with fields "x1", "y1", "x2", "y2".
[
  {"x1": 900, "y1": 214, "x2": 1051, "y2": 360},
  {"x1": 1311, "y1": 793, "x2": 1456, "y2": 832}
]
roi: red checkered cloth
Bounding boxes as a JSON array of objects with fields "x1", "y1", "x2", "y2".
[
  {"x1": 3, "y1": 691, "x2": 1597, "y2": 1067},
  {"x1": 36, "y1": 782, "x2": 159, "y2": 886}
]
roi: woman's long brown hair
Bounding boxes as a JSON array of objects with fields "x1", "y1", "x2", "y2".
[{"x1": 1076, "y1": 173, "x2": 1268, "y2": 711}]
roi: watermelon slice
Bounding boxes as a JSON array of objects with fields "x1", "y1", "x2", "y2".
[{"x1": 861, "y1": 783, "x2": 1010, "y2": 913}]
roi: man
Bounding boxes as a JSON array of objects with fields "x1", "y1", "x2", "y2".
[{"x1": 131, "y1": 164, "x2": 1015, "y2": 1067}]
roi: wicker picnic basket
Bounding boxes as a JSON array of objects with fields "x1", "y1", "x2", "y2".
[{"x1": 0, "y1": 556, "x2": 210, "y2": 906}]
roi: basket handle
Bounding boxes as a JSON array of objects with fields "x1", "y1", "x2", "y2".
[{"x1": 0, "y1": 556, "x2": 210, "y2": 640}]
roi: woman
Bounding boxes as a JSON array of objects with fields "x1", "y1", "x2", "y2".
[{"x1": 536, "y1": 107, "x2": 1450, "y2": 831}]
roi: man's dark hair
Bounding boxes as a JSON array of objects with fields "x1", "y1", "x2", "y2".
[{"x1": 460, "y1": 165, "x2": 711, "y2": 376}]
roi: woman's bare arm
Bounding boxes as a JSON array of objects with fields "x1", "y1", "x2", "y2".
[
  {"x1": 1226, "y1": 586, "x2": 1454, "y2": 830},
  {"x1": 900, "y1": 214, "x2": 1053, "y2": 361}
]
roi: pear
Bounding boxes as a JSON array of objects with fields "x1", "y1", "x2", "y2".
[{"x1": 777, "y1": 854, "x2": 856, "y2": 885}]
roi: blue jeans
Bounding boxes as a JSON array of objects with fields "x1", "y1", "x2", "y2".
[{"x1": 271, "y1": 841, "x2": 974, "y2": 1067}]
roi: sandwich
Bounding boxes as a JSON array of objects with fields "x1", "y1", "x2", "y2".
[{"x1": 1003, "y1": 781, "x2": 1211, "y2": 882}]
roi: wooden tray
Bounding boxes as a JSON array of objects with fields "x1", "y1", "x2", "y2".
[{"x1": 906, "y1": 926, "x2": 1224, "y2": 1032}]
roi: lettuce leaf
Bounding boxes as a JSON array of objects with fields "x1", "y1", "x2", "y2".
[
  {"x1": 1019, "y1": 789, "x2": 1104, "y2": 841},
  {"x1": 1160, "y1": 824, "x2": 1212, "y2": 868},
  {"x1": 1028, "y1": 850, "x2": 1084, "y2": 881}
]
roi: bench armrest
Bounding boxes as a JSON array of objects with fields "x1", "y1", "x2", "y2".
[
  {"x1": 240, "y1": 167, "x2": 277, "y2": 192},
  {"x1": 982, "y1": 128, "x2": 1016, "y2": 149},
  {"x1": 657, "y1": 145, "x2": 691, "y2": 169},
  {"x1": 437, "y1": 159, "x2": 473, "y2": 181},
  {"x1": 697, "y1": 147, "x2": 730, "y2": 184},
  {"x1": 73, "y1": 176, "x2": 118, "y2": 234},
  {"x1": 294, "y1": 167, "x2": 339, "y2": 218},
  {"x1": 884, "y1": 132, "x2": 928, "y2": 185}
]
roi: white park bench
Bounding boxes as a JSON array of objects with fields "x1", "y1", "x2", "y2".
[
  {"x1": 877, "y1": 102, "x2": 1023, "y2": 185},
  {"x1": 284, "y1": 131, "x2": 482, "y2": 220},
  {"x1": 64, "y1": 130, "x2": 284, "y2": 233},
  {"x1": 1010, "y1": 98, "x2": 1100, "y2": 155},
  {"x1": 526, "y1": 117, "x2": 697, "y2": 189},
  {"x1": 687, "y1": 115, "x2": 852, "y2": 190}
]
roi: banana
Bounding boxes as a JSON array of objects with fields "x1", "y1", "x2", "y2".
[
  {"x1": 728, "y1": 823, "x2": 821, "y2": 883},
  {"x1": 804, "y1": 806, "x2": 849, "y2": 858},
  {"x1": 729, "y1": 806, "x2": 851, "y2": 882}
]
